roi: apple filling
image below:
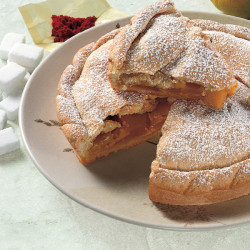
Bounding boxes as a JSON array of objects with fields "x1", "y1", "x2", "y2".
[
  {"x1": 82, "y1": 100, "x2": 170, "y2": 164},
  {"x1": 115, "y1": 80, "x2": 237, "y2": 109}
]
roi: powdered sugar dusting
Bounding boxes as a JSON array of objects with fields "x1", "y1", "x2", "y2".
[
  {"x1": 57, "y1": 31, "x2": 156, "y2": 153},
  {"x1": 123, "y1": 15, "x2": 189, "y2": 74},
  {"x1": 152, "y1": 158, "x2": 250, "y2": 190},
  {"x1": 204, "y1": 30, "x2": 250, "y2": 87},
  {"x1": 73, "y1": 39, "x2": 152, "y2": 139},
  {"x1": 170, "y1": 27, "x2": 236, "y2": 90},
  {"x1": 56, "y1": 45, "x2": 96, "y2": 138},
  {"x1": 192, "y1": 19, "x2": 250, "y2": 41},
  {"x1": 157, "y1": 82, "x2": 250, "y2": 171},
  {"x1": 56, "y1": 95, "x2": 83, "y2": 125},
  {"x1": 59, "y1": 65, "x2": 77, "y2": 99},
  {"x1": 238, "y1": 161, "x2": 250, "y2": 175},
  {"x1": 110, "y1": 0, "x2": 176, "y2": 69},
  {"x1": 110, "y1": 6, "x2": 237, "y2": 91},
  {"x1": 191, "y1": 166, "x2": 237, "y2": 190},
  {"x1": 74, "y1": 49, "x2": 92, "y2": 72}
]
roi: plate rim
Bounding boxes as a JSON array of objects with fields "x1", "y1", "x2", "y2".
[{"x1": 19, "y1": 12, "x2": 250, "y2": 231}]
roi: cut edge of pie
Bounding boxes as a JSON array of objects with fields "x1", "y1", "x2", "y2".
[{"x1": 56, "y1": 29, "x2": 171, "y2": 164}]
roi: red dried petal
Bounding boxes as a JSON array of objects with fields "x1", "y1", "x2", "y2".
[{"x1": 51, "y1": 15, "x2": 97, "y2": 42}]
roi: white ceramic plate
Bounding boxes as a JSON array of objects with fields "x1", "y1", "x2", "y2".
[{"x1": 20, "y1": 12, "x2": 250, "y2": 230}]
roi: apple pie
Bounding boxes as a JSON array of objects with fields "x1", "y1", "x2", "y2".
[
  {"x1": 56, "y1": 0, "x2": 250, "y2": 205},
  {"x1": 108, "y1": 1, "x2": 238, "y2": 109}
]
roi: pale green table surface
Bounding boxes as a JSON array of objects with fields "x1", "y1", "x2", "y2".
[{"x1": 1, "y1": 0, "x2": 250, "y2": 249}]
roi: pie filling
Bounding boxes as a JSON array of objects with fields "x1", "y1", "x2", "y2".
[
  {"x1": 115, "y1": 79, "x2": 237, "y2": 109},
  {"x1": 81, "y1": 81, "x2": 237, "y2": 163},
  {"x1": 83, "y1": 100, "x2": 171, "y2": 164}
]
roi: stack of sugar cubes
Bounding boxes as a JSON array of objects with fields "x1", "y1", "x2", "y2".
[{"x1": 0, "y1": 33, "x2": 44, "y2": 155}]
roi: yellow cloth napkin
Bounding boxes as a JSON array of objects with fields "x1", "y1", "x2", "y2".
[{"x1": 19, "y1": 0, "x2": 127, "y2": 51}]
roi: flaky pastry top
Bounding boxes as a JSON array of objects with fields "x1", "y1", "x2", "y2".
[
  {"x1": 156, "y1": 82, "x2": 250, "y2": 171},
  {"x1": 108, "y1": 0, "x2": 238, "y2": 92},
  {"x1": 72, "y1": 40, "x2": 154, "y2": 140},
  {"x1": 56, "y1": 29, "x2": 157, "y2": 153},
  {"x1": 191, "y1": 19, "x2": 250, "y2": 88}
]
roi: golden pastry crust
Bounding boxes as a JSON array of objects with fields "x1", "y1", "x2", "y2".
[
  {"x1": 149, "y1": 82, "x2": 250, "y2": 205},
  {"x1": 58, "y1": 29, "x2": 120, "y2": 100},
  {"x1": 72, "y1": 40, "x2": 155, "y2": 139},
  {"x1": 149, "y1": 159, "x2": 250, "y2": 205},
  {"x1": 206, "y1": 31, "x2": 250, "y2": 87},
  {"x1": 191, "y1": 19, "x2": 250, "y2": 41},
  {"x1": 108, "y1": 1, "x2": 238, "y2": 109},
  {"x1": 192, "y1": 19, "x2": 250, "y2": 88},
  {"x1": 156, "y1": 85, "x2": 250, "y2": 172},
  {"x1": 56, "y1": 29, "x2": 167, "y2": 164},
  {"x1": 109, "y1": 0, "x2": 177, "y2": 69}
]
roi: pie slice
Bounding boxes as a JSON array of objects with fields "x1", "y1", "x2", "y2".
[
  {"x1": 56, "y1": 30, "x2": 170, "y2": 164},
  {"x1": 149, "y1": 81, "x2": 250, "y2": 205},
  {"x1": 108, "y1": 0, "x2": 238, "y2": 109}
]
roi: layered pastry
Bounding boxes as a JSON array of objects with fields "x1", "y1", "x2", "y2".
[
  {"x1": 192, "y1": 19, "x2": 250, "y2": 88},
  {"x1": 108, "y1": 1, "x2": 238, "y2": 109},
  {"x1": 56, "y1": 30, "x2": 170, "y2": 164},
  {"x1": 149, "y1": 81, "x2": 250, "y2": 205}
]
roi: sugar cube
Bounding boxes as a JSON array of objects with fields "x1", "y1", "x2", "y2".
[
  {"x1": 24, "y1": 71, "x2": 30, "y2": 82},
  {"x1": 7, "y1": 71, "x2": 30, "y2": 95},
  {"x1": 8, "y1": 59, "x2": 33, "y2": 74},
  {"x1": 15, "y1": 71, "x2": 31, "y2": 93},
  {"x1": 7, "y1": 59, "x2": 32, "y2": 79},
  {"x1": 8, "y1": 43, "x2": 43, "y2": 73},
  {"x1": 0, "y1": 109, "x2": 7, "y2": 130},
  {"x1": 16, "y1": 71, "x2": 30, "y2": 93},
  {"x1": 0, "y1": 127, "x2": 20, "y2": 155},
  {"x1": 0, "y1": 62, "x2": 26, "y2": 95},
  {"x1": 0, "y1": 94, "x2": 22, "y2": 121},
  {"x1": 0, "y1": 33, "x2": 25, "y2": 60}
]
